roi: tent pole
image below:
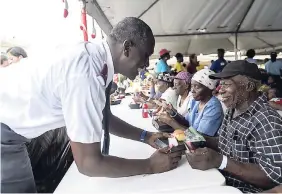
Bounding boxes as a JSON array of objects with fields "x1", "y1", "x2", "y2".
[{"x1": 234, "y1": 33, "x2": 238, "y2": 60}]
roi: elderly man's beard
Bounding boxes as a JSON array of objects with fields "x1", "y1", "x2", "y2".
[{"x1": 220, "y1": 86, "x2": 248, "y2": 110}]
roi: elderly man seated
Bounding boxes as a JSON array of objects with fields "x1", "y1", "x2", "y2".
[{"x1": 186, "y1": 61, "x2": 282, "y2": 193}]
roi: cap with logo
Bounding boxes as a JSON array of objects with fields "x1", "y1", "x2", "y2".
[{"x1": 209, "y1": 60, "x2": 261, "y2": 80}]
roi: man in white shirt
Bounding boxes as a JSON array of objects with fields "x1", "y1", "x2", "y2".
[{"x1": 0, "y1": 17, "x2": 182, "y2": 193}]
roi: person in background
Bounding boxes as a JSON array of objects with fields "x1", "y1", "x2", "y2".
[
  {"x1": 187, "y1": 60, "x2": 282, "y2": 193},
  {"x1": 139, "y1": 68, "x2": 148, "y2": 81},
  {"x1": 155, "y1": 49, "x2": 171, "y2": 74},
  {"x1": 158, "y1": 71, "x2": 193, "y2": 116},
  {"x1": 6, "y1": 46, "x2": 28, "y2": 64},
  {"x1": 159, "y1": 78, "x2": 178, "y2": 110},
  {"x1": 268, "y1": 87, "x2": 282, "y2": 111},
  {"x1": 159, "y1": 69, "x2": 223, "y2": 137},
  {"x1": 134, "y1": 74, "x2": 177, "y2": 109},
  {"x1": 245, "y1": 49, "x2": 256, "y2": 64},
  {"x1": 208, "y1": 60, "x2": 214, "y2": 69},
  {"x1": 173, "y1": 53, "x2": 184, "y2": 73},
  {"x1": 1, "y1": 55, "x2": 9, "y2": 67},
  {"x1": 264, "y1": 58, "x2": 269, "y2": 64},
  {"x1": 110, "y1": 82, "x2": 118, "y2": 95},
  {"x1": 265, "y1": 52, "x2": 282, "y2": 76},
  {"x1": 182, "y1": 63, "x2": 187, "y2": 72},
  {"x1": 186, "y1": 54, "x2": 198, "y2": 74},
  {"x1": 173, "y1": 71, "x2": 193, "y2": 116},
  {"x1": 210, "y1": 48, "x2": 227, "y2": 73},
  {"x1": 267, "y1": 75, "x2": 280, "y2": 88}
]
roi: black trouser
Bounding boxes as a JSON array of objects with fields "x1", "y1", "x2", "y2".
[{"x1": 1, "y1": 123, "x2": 36, "y2": 193}]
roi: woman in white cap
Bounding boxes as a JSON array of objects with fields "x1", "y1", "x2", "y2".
[{"x1": 159, "y1": 69, "x2": 224, "y2": 136}]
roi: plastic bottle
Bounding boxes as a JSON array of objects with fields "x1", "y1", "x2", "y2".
[{"x1": 142, "y1": 103, "x2": 149, "y2": 118}]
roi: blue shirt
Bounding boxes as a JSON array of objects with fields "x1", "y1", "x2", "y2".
[
  {"x1": 149, "y1": 86, "x2": 156, "y2": 98},
  {"x1": 210, "y1": 58, "x2": 227, "y2": 73},
  {"x1": 156, "y1": 59, "x2": 170, "y2": 74},
  {"x1": 265, "y1": 60, "x2": 282, "y2": 76},
  {"x1": 185, "y1": 96, "x2": 224, "y2": 136},
  {"x1": 139, "y1": 70, "x2": 146, "y2": 80}
]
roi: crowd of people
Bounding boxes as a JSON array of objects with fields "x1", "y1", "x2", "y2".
[
  {"x1": 1, "y1": 16, "x2": 282, "y2": 193},
  {"x1": 132, "y1": 46, "x2": 282, "y2": 193}
]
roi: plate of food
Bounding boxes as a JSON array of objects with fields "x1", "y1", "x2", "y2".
[
  {"x1": 129, "y1": 102, "x2": 141, "y2": 109},
  {"x1": 111, "y1": 99, "x2": 122, "y2": 105}
]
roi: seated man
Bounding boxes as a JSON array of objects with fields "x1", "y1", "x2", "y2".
[{"x1": 186, "y1": 61, "x2": 282, "y2": 193}]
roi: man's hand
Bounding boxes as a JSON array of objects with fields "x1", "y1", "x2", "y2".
[
  {"x1": 185, "y1": 147, "x2": 223, "y2": 170},
  {"x1": 145, "y1": 131, "x2": 171, "y2": 149},
  {"x1": 149, "y1": 147, "x2": 183, "y2": 173}
]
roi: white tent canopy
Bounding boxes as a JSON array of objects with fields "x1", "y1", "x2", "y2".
[{"x1": 86, "y1": 0, "x2": 282, "y2": 57}]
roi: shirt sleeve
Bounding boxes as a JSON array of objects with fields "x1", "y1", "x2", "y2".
[
  {"x1": 265, "y1": 62, "x2": 269, "y2": 73},
  {"x1": 251, "y1": 112, "x2": 282, "y2": 184},
  {"x1": 210, "y1": 61, "x2": 218, "y2": 72},
  {"x1": 59, "y1": 76, "x2": 106, "y2": 143},
  {"x1": 160, "y1": 88, "x2": 178, "y2": 109},
  {"x1": 197, "y1": 105, "x2": 223, "y2": 136}
]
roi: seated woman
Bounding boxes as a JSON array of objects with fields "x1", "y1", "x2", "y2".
[
  {"x1": 161, "y1": 71, "x2": 193, "y2": 116},
  {"x1": 133, "y1": 73, "x2": 178, "y2": 109},
  {"x1": 174, "y1": 71, "x2": 193, "y2": 116},
  {"x1": 159, "y1": 69, "x2": 224, "y2": 136}
]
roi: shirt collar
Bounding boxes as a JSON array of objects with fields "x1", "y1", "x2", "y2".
[{"x1": 246, "y1": 94, "x2": 268, "y2": 115}]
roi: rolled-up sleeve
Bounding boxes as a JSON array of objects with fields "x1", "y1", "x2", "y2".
[
  {"x1": 59, "y1": 76, "x2": 106, "y2": 143},
  {"x1": 253, "y1": 117, "x2": 282, "y2": 184}
]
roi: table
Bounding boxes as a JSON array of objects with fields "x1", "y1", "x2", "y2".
[
  {"x1": 157, "y1": 186, "x2": 242, "y2": 194},
  {"x1": 54, "y1": 97, "x2": 226, "y2": 193}
]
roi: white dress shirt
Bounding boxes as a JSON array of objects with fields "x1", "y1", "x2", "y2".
[{"x1": 0, "y1": 40, "x2": 114, "y2": 143}]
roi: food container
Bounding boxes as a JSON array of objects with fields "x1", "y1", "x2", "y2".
[
  {"x1": 110, "y1": 99, "x2": 122, "y2": 105},
  {"x1": 152, "y1": 119, "x2": 175, "y2": 133},
  {"x1": 129, "y1": 103, "x2": 141, "y2": 109}
]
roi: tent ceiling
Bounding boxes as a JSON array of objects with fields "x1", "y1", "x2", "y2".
[{"x1": 86, "y1": 0, "x2": 282, "y2": 57}]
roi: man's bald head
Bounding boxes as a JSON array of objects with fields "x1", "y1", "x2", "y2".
[
  {"x1": 108, "y1": 17, "x2": 155, "y2": 80},
  {"x1": 109, "y1": 17, "x2": 155, "y2": 50}
]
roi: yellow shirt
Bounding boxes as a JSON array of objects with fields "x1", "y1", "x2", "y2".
[{"x1": 174, "y1": 62, "x2": 183, "y2": 72}]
